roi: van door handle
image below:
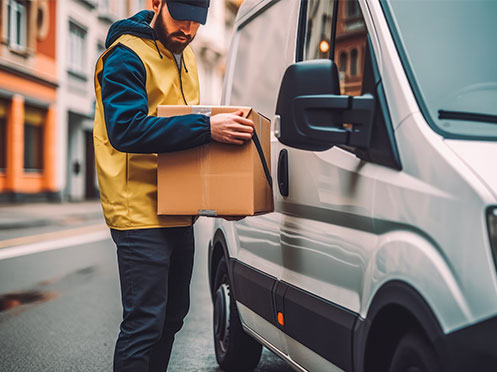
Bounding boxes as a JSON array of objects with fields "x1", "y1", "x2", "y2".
[{"x1": 278, "y1": 149, "x2": 289, "y2": 197}]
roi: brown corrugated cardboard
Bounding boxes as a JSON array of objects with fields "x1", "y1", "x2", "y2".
[{"x1": 157, "y1": 106, "x2": 273, "y2": 217}]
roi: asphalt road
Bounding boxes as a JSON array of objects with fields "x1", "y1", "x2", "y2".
[{"x1": 0, "y1": 218, "x2": 293, "y2": 372}]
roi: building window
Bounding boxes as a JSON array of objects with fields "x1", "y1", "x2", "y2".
[
  {"x1": 99, "y1": 0, "x2": 110, "y2": 14},
  {"x1": 68, "y1": 21, "x2": 87, "y2": 77},
  {"x1": 339, "y1": 52, "x2": 348, "y2": 73},
  {"x1": 335, "y1": 0, "x2": 367, "y2": 96},
  {"x1": 347, "y1": 1, "x2": 361, "y2": 18},
  {"x1": 99, "y1": 0, "x2": 122, "y2": 20},
  {"x1": 304, "y1": 0, "x2": 335, "y2": 61},
  {"x1": 350, "y1": 48, "x2": 358, "y2": 76},
  {"x1": 37, "y1": 0, "x2": 50, "y2": 41},
  {"x1": 7, "y1": 0, "x2": 27, "y2": 50},
  {"x1": 24, "y1": 105, "x2": 45, "y2": 171},
  {"x1": 0, "y1": 99, "x2": 8, "y2": 171}
]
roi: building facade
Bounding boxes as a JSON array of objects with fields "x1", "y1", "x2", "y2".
[
  {"x1": 335, "y1": 0, "x2": 367, "y2": 96},
  {"x1": 57, "y1": 0, "x2": 126, "y2": 201},
  {"x1": 0, "y1": 0, "x2": 58, "y2": 202}
]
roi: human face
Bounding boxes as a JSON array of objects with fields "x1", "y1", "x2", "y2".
[{"x1": 153, "y1": 2, "x2": 200, "y2": 54}]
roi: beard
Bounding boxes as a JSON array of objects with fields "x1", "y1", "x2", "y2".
[{"x1": 154, "y1": 11, "x2": 195, "y2": 54}]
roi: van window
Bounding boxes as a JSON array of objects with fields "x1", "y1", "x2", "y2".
[
  {"x1": 229, "y1": 0, "x2": 293, "y2": 119},
  {"x1": 384, "y1": 0, "x2": 497, "y2": 140},
  {"x1": 303, "y1": 0, "x2": 367, "y2": 97},
  {"x1": 304, "y1": 1, "x2": 335, "y2": 60},
  {"x1": 301, "y1": 0, "x2": 401, "y2": 169}
]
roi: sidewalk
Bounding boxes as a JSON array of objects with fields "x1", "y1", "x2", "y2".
[{"x1": 0, "y1": 201, "x2": 104, "y2": 230}]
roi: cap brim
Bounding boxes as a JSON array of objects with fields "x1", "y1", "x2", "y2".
[{"x1": 166, "y1": 2, "x2": 208, "y2": 25}]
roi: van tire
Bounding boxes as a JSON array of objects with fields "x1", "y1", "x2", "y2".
[
  {"x1": 388, "y1": 330, "x2": 442, "y2": 372},
  {"x1": 212, "y1": 256, "x2": 262, "y2": 371}
]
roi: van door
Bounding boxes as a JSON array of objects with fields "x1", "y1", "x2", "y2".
[
  {"x1": 276, "y1": 1, "x2": 400, "y2": 370},
  {"x1": 223, "y1": 0, "x2": 302, "y2": 355}
]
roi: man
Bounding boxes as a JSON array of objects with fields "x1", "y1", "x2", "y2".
[{"x1": 93, "y1": 1, "x2": 254, "y2": 371}]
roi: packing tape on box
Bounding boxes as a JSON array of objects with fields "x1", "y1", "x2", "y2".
[
  {"x1": 192, "y1": 106, "x2": 212, "y2": 116},
  {"x1": 198, "y1": 209, "x2": 217, "y2": 217}
]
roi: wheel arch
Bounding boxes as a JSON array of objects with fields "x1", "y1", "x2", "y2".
[
  {"x1": 353, "y1": 280, "x2": 450, "y2": 372},
  {"x1": 209, "y1": 228, "x2": 232, "y2": 302}
]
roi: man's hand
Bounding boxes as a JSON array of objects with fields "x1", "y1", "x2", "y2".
[{"x1": 210, "y1": 110, "x2": 254, "y2": 145}]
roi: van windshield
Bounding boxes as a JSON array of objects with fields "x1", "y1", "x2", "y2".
[{"x1": 383, "y1": 0, "x2": 497, "y2": 140}]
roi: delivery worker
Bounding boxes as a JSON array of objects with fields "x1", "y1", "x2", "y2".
[{"x1": 93, "y1": 0, "x2": 254, "y2": 371}]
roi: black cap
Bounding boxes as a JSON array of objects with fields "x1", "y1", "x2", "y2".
[{"x1": 165, "y1": 0, "x2": 210, "y2": 25}]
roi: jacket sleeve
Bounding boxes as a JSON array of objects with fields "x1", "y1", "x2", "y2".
[{"x1": 100, "y1": 44, "x2": 211, "y2": 153}]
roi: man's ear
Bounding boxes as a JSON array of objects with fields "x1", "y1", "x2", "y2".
[
  {"x1": 151, "y1": 0, "x2": 162, "y2": 14},
  {"x1": 150, "y1": 0, "x2": 162, "y2": 27}
]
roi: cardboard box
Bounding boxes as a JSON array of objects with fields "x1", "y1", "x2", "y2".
[{"x1": 157, "y1": 106, "x2": 274, "y2": 217}]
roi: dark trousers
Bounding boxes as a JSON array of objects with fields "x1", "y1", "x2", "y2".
[{"x1": 110, "y1": 226, "x2": 195, "y2": 372}]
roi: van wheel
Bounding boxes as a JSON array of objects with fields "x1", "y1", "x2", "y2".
[
  {"x1": 213, "y1": 256, "x2": 262, "y2": 372},
  {"x1": 388, "y1": 330, "x2": 442, "y2": 372}
]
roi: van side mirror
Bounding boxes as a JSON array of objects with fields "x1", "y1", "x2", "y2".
[{"x1": 275, "y1": 59, "x2": 375, "y2": 151}]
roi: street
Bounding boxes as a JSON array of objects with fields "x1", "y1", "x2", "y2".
[{"x1": 0, "y1": 204, "x2": 292, "y2": 372}]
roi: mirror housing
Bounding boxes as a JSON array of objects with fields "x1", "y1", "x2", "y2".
[{"x1": 275, "y1": 59, "x2": 375, "y2": 151}]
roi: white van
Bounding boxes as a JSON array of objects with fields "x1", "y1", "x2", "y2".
[{"x1": 207, "y1": 1, "x2": 497, "y2": 371}]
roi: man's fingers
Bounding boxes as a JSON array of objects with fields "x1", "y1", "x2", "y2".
[
  {"x1": 231, "y1": 123, "x2": 254, "y2": 133},
  {"x1": 234, "y1": 116, "x2": 255, "y2": 127},
  {"x1": 210, "y1": 112, "x2": 257, "y2": 145}
]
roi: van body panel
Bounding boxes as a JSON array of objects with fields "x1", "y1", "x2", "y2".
[
  {"x1": 372, "y1": 112, "x2": 497, "y2": 332},
  {"x1": 236, "y1": 0, "x2": 271, "y2": 27},
  {"x1": 362, "y1": 232, "x2": 470, "y2": 331},
  {"x1": 445, "y1": 140, "x2": 497, "y2": 201},
  {"x1": 277, "y1": 146, "x2": 378, "y2": 313}
]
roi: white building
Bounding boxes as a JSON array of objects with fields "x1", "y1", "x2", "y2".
[
  {"x1": 57, "y1": 0, "x2": 125, "y2": 201},
  {"x1": 192, "y1": 0, "x2": 227, "y2": 105}
]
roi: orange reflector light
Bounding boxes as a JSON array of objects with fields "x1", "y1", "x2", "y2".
[{"x1": 277, "y1": 312, "x2": 284, "y2": 326}]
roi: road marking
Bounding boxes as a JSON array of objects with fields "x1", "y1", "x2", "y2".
[
  {"x1": 0, "y1": 224, "x2": 108, "y2": 249},
  {"x1": 0, "y1": 225, "x2": 110, "y2": 261}
]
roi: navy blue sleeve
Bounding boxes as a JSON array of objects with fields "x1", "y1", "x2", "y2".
[{"x1": 100, "y1": 45, "x2": 211, "y2": 153}]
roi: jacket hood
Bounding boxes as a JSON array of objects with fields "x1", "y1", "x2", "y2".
[{"x1": 105, "y1": 10, "x2": 155, "y2": 49}]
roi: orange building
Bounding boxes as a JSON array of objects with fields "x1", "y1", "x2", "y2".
[
  {"x1": 335, "y1": 0, "x2": 367, "y2": 96},
  {"x1": 0, "y1": 0, "x2": 58, "y2": 202}
]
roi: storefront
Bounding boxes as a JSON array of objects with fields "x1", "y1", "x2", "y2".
[{"x1": 0, "y1": 0, "x2": 58, "y2": 202}]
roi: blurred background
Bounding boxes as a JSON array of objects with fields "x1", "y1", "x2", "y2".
[{"x1": 0, "y1": 0, "x2": 243, "y2": 204}]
